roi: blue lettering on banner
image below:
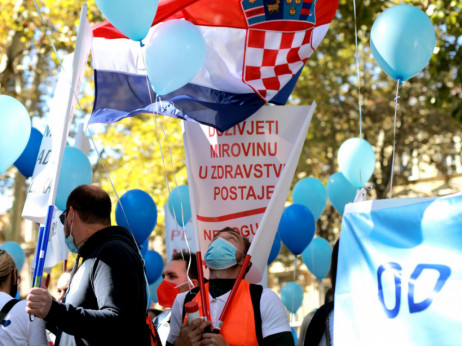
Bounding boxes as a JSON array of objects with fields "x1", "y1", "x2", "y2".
[
  {"x1": 377, "y1": 262, "x2": 451, "y2": 319},
  {"x1": 408, "y1": 264, "x2": 451, "y2": 313},
  {"x1": 377, "y1": 262, "x2": 402, "y2": 319}
]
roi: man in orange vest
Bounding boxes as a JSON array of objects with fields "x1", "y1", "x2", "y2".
[{"x1": 166, "y1": 227, "x2": 293, "y2": 345}]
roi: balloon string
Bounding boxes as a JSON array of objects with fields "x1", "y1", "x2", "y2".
[
  {"x1": 389, "y1": 79, "x2": 400, "y2": 199},
  {"x1": 353, "y1": 0, "x2": 363, "y2": 138},
  {"x1": 85, "y1": 126, "x2": 150, "y2": 288},
  {"x1": 151, "y1": 105, "x2": 194, "y2": 288},
  {"x1": 142, "y1": 49, "x2": 192, "y2": 277},
  {"x1": 293, "y1": 256, "x2": 297, "y2": 281}
]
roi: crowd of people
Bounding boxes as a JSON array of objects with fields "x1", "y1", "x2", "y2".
[{"x1": 0, "y1": 184, "x2": 338, "y2": 346}]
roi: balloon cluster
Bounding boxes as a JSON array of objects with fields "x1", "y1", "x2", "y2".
[
  {"x1": 94, "y1": 0, "x2": 206, "y2": 97},
  {"x1": 334, "y1": 5, "x2": 436, "y2": 199},
  {"x1": 276, "y1": 4, "x2": 436, "y2": 316}
]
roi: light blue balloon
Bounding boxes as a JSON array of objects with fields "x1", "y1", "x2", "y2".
[
  {"x1": 302, "y1": 237, "x2": 332, "y2": 280},
  {"x1": 278, "y1": 204, "x2": 315, "y2": 255},
  {"x1": 145, "y1": 250, "x2": 164, "y2": 284},
  {"x1": 0, "y1": 241, "x2": 25, "y2": 271},
  {"x1": 145, "y1": 19, "x2": 206, "y2": 95},
  {"x1": 267, "y1": 232, "x2": 281, "y2": 265},
  {"x1": 95, "y1": 0, "x2": 159, "y2": 42},
  {"x1": 0, "y1": 95, "x2": 31, "y2": 174},
  {"x1": 281, "y1": 282, "x2": 304, "y2": 314},
  {"x1": 149, "y1": 275, "x2": 163, "y2": 304},
  {"x1": 370, "y1": 4, "x2": 436, "y2": 82},
  {"x1": 326, "y1": 172, "x2": 357, "y2": 215},
  {"x1": 167, "y1": 185, "x2": 191, "y2": 227},
  {"x1": 292, "y1": 177, "x2": 327, "y2": 221},
  {"x1": 14, "y1": 127, "x2": 43, "y2": 178},
  {"x1": 116, "y1": 189, "x2": 158, "y2": 245},
  {"x1": 338, "y1": 138, "x2": 375, "y2": 189},
  {"x1": 55, "y1": 147, "x2": 92, "y2": 210}
]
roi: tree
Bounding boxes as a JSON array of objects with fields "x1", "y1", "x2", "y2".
[
  {"x1": 91, "y1": 113, "x2": 187, "y2": 237},
  {"x1": 0, "y1": 0, "x2": 102, "y2": 241}
]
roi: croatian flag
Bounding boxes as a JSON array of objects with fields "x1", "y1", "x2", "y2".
[{"x1": 90, "y1": 0, "x2": 338, "y2": 131}]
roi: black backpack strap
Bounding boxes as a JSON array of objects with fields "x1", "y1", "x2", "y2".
[
  {"x1": 0, "y1": 299, "x2": 20, "y2": 323},
  {"x1": 304, "y1": 302, "x2": 334, "y2": 346},
  {"x1": 181, "y1": 286, "x2": 200, "y2": 322},
  {"x1": 249, "y1": 284, "x2": 263, "y2": 345}
]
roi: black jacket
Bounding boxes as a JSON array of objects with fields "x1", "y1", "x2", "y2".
[{"x1": 46, "y1": 226, "x2": 150, "y2": 345}]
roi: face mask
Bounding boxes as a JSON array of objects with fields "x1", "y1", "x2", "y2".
[
  {"x1": 157, "y1": 280, "x2": 182, "y2": 308},
  {"x1": 65, "y1": 222, "x2": 79, "y2": 254},
  {"x1": 9, "y1": 269, "x2": 18, "y2": 298},
  {"x1": 204, "y1": 238, "x2": 242, "y2": 270}
]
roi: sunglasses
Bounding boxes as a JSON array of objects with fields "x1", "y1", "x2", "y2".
[{"x1": 59, "y1": 208, "x2": 69, "y2": 225}]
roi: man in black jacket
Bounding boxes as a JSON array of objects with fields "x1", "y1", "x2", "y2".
[{"x1": 26, "y1": 184, "x2": 151, "y2": 345}]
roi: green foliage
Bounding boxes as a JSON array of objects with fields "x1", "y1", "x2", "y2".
[
  {"x1": 290, "y1": 0, "x2": 462, "y2": 242},
  {"x1": 92, "y1": 113, "x2": 187, "y2": 236}
]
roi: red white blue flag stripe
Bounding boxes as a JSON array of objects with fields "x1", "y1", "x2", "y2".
[{"x1": 90, "y1": 0, "x2": 337, "y2": 131}]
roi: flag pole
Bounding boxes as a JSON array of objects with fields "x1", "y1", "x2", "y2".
[
  {"x1": 32, "y1": 226, "x2": 45, "y2": 284},
  {"x1": 32, "y1": 205, "x2": 54, "y2": 288},
  {"x1": 214, "y1": 254, "x2": 252, "y2": 333},
  {"x1": 183, "y1": 121, "x2": 211, "y2": 322}
]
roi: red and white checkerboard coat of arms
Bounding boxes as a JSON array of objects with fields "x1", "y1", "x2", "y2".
[{"x1": 241, "y1": 0, "x2": 333, "y2": 101}]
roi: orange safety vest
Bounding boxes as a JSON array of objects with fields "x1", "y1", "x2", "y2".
[{"x1": 186, "y1": 281, "x2": 259, "y2": 346}]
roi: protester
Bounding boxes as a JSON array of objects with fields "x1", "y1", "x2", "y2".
[
  {"x1": 0, "y1": 249, "x2": 48, "y2": 345},
  {"x1": 154, "y1": 251, "x2": 199, "y2": 345},
  {"x1": 26, "y1": 184, "x2": 151, "y2": 345},
  {"x1": 298, "y1": 239, "x2": 339, "y2": 346},
  {"x1": 56, "y1": 270, "x2": 72, "y2": 303},
  {"x1": 167, "y1": 227, "x2": 293, "y2": 346}
]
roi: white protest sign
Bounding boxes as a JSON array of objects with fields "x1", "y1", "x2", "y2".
[
  {"x1": 184, "y1": 104, "x2": 315, "y2": 282},
  {"x1": 22, "y1": 7, "x2": 92, "y2": 224},
  {"x1": 164, "y1": 204, "x2": 198, "y2": 262},
  {"x1": 30, "y1": 207, "x2": 68, "y2": 271}
]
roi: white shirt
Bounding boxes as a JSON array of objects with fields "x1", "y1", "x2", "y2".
[
  {"x1": 167, "y1": 286, "x2": 290, "y2": 344},
  {"x1": 153, "y1": 310, "x2": 171, "y2": 346},
  {"x1": 0, "y1": 292, "x2": 48, "y2": 346}
]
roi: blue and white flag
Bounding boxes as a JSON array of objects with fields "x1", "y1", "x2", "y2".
[{"x1": 335, "y1": 192, "x2": 462, "y2": 346}]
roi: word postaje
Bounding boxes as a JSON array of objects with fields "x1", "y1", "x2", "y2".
[
  {"x1": 377, "y1": 262, "x2": 451, "y2": 319},
  {"x1": 210, "y1": 141, "x2": 277, "y2": 158},
  {"x1": 203, "y1": 223, "x2": 259, "y2": 240},
  {"x1": 208, "y1": 120, "x2": 279, "y2": 137},
  {"x1": 199, "y1": 163, "x2": 285, "y2": 180},
  {"x1": 213, "y1": 185, "x2": 274, "y2": 201}
]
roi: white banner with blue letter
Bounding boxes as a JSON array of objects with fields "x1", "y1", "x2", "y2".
[{"x1": 334, "y1": 192, "x2": 462, "y2": 346}]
